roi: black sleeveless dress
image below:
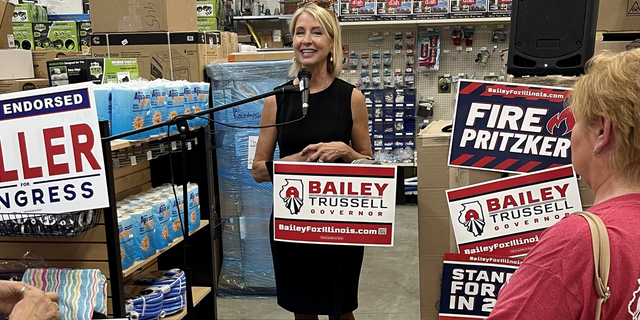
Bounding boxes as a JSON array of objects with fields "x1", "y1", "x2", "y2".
[{"x1": 269, "y1": 78, "x2": 365, "y2": 315}]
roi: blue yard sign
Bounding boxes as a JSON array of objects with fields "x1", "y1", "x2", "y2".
[{"x1": 449, "y1": 80, "x2": 574, "y2": 173}]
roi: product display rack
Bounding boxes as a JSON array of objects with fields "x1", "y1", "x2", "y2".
[{"x1": 0, "y1": 123, "x2": 220, "y2": 319}]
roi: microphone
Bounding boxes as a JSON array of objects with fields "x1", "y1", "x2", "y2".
[{"x1": 298, "y1": 68, "x2": 312, "y2": 116}]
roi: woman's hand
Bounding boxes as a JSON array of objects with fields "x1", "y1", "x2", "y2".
[
  {"x1": 9, "y1": 285, "x2": 61, "y2": 320},
  {"x1": 280, "y1": 151, "x2": 312, "y2": 162},
  {"x1": 301, "y1": 142, "x2": 355, "y2": 163},
  {"x1": 0, "y1": 281, "x2": 26, "y2": 314}
]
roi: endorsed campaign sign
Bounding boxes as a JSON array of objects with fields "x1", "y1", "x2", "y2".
[
  {"x1": 273, "y1": 162, "x2": 397, "y2": 246},
  {"x1": 446, "y1": 165, "x2": 581, "y2": 257},
  {"x1": 449, "y1": 80, "x2": 574, "y2": 173},
  {"x1": 0, "y1": 83, "x2": 109, "y2": 213},
  {"x1": 439, "y1": 252, "x2": 521, "y2": 320}
]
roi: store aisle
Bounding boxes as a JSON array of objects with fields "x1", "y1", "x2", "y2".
[{"x1": 217, "y1": 204, "x2": 420, "y2": 320}]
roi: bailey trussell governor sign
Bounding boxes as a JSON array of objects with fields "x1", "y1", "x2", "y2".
[
  {"x1": 0, "y1": 83, "x2": 109, "y2": 213},
  {"x1": 273, "y1": 162, "x2": 397, "y2": 246},
  {"x1": 449, "y1": 80, "x2": 574, "y2": 173}
]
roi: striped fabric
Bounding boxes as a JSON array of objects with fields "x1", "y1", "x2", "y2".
[{"x1": 22, "y1": 268, "x2": 107, "y2": 320}]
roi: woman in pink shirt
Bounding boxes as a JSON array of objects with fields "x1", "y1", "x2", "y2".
[{"x1": 487, "y1": 49, "x2": 640, "y2": 319}]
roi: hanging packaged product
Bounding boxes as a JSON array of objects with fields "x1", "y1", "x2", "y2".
[
  {"x1": 361, "y1": 52, "x2": 370, "y2": 69},
  {"x1": 350, "y1": 51, "x2": 359, "y2": 71},
  {"x1": 342, "y1": 44, "x2": 350, "y2": 71},
  {"x1": 451, "y1": 27, "x2": 464, "y2": 45},
  {"x1": 372, "y1": 69, "x2": 381, "y2": 88},
  {"x1": 360, "y1": 70, "x2": 371, "y2": 88},
  {"x1": 404, "y1": 67, "x2": 414, "y2": 87},
  {"x1": 338, "y1": 0, "x2": 376, "y2": 22},
  {"x1": 412, "y1": 0, "x2": 449, "y2": 20},
  {"x1": 377, "y1": 0, "x2": 412, "y2": 20},
  {"x1": 405, "y1": 49, "x2": 414, "y2": 67},
  {"x1": 438, "y1": 74, "x2": 452, "y2": 93},
  {"x1": 404, "y1": 31, "x2": 415, "y2": 50},
  {"x1": 383, "y1": 51, "x2": 392, "y2": 68},
  {"x1": 383, "y1": 69, "x2": 392, "y2": 87},
  {"x1": 450, "y1": 0, "x2": 488, "y2": 18},
  {"x1": 371, "y1": 51, "x2": 381, "y2": 69},
  {"x1": 417, "y1": 29, "x2": 440, "y2": 71},
  {"x1": 394, "y1": 68, "x2": 404, "y2": 87},
  {"x1": 394, "y1": 32, "x2": 403, "y2": 50},
  {"x1": 464, "y1": 28, "x2": 474, "y2": 46},
  {"x1": 487, "y1": 0, "x2": 511, "y2": 17}
]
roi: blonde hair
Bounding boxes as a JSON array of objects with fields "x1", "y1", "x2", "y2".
[
  {"x1": 570, "y1": 49, "x2": 640, "y2": 184},
  {"x1": 289, "y1": 3, "x2": 342, "y2": 78}
]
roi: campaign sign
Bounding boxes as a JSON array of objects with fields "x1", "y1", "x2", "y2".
[
  {"x1": 273, "y1": 162, "x2": 397, "y2": 246},
  {"x1": 439, "y1": 252, "x2": 521, "y2": 320},
  {"x1": 0, "y1": 83, "x2": 109, "y2": 213},
  {"x1": 446, "y1": 165, "x2": 581, "y2": 257},
  {"x1": 449, "y1": 80, "x2": 574, "y2": 173}
]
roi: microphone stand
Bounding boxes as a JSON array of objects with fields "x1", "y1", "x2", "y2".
[{"x1": 102, "y1": 84, "x2": 299, "y2": 318}]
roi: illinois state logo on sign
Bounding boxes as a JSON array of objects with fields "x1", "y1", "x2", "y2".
[
  {"x1": 279, "y1": 179, "x2": 304, "y2": 215},
  {"x1": 458, "y1": 201, "x2": 485, "y2": 237},
  {"x1": 449, "y1": 80, "x2": 574, "y2": 174}
]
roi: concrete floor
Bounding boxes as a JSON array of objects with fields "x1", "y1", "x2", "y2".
[{"x1": 216, "y1": 205, "x2": 420, "y2": 320}]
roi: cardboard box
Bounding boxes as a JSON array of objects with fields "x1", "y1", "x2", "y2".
[
  {"x1": 89, "y1": 0, "x2": 197, "y2": 33},
  {"x1": 412, "y1": 0, "x2": 448, "y2": 20},
  {"x1": 597, "y1": 0, "x2": 640, "y2": 32},
  {"x1": 91, "y1": 32, "x2": 220, "y2": 82},
  {"x1": 220, "y1": 30, "x2": 229, "y2": 57},
  {"x1": 376, "y1": 0, "x2": 413, "y2": 21},
  {"x1": 338, "y1": 0, "x2": 377, "y2": 22},
  {"x1": 0, "y1": 77, "x2": 49, "y2": 94},
  {"x1": 77, "y1": 20, "x2": 91, "y2": 54},
  {"x1": 0, "y1": 0, "x2": 15, "y2": 49},
  {"x1": 594, "y1": 40, "x2": 635, "y2": 54},
  {"x1": 42, "y1": 0, "x2": 84, "y2": 14},
  {"x1": 449, "y1": 0, "x2": 487, "y2": 18},
  {"x1": 227, "y1": 50, "x2": 294, "y2": 62},
  {"x1": 12, "y1": 22, "x2": 33, "y2": 49},
  {"x1": 417, "y1": 120, "x2": 502, "y2": 320},
  {"x1": 32, "y1": 50, "x2": 84, "y2": 78},
  {"x1": 230, "y1": 32, "x2": 238, "y2": 52},
  {"x1": 12, "y1": 3, "x2": 48, "y2": 22},
  {"x1": 487, "y1": 0, "x2": 510, "y2": 17},
  {"x1": 46, "y1": 57, "x2": 140, "y2": 86},
  {"x1": 33, "y1": 21, "x2": 79, "y2": 51},
  {"x1": 0, "y1": 49, "x2": 34, "y2": 80}
]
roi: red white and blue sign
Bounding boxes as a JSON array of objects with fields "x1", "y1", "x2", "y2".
[
  {"x1": 273, "y1": 162, "x2": 397, "y2": 246},
  {"x1": 446, "y1": 165, "x2": 582, "y2": 257},
  {"x1": 439, "y1": 253, "x2": 521, "y2": 320},
  {"x1": 0, "y1": 83, "x2": 109, "y2": 213},
  {"x1": 449, "y1": 80, "x2": 574, "y2": 173}
]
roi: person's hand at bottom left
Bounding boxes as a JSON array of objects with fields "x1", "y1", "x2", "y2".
[{"x1": 9, "y1": 286, "x2": 61, "y2": 320}]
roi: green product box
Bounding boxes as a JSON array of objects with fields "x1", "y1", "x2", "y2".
[
  {"x1": 47, "y1": 58, "x2": 140, "y2": 86},
  {"x1": 197, "y1": 17, "x2": 219, "y2": 31},
  {"x1": 78, "y1": 20, "x2": 92, "y2": 54},
  {"x1": 12, "y1": 22, "x2": 35, "y2": 50},
  {"x1": 196, "y1": 0, "x2": 218, "y2": 18},
  {"x1": 33, "y1": 21, "x2": 79, "y2": 51},
  {"x1": 12, "y1": 4, "x2": 48, "y2": 23}
]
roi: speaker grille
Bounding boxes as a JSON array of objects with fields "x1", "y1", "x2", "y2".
[
  {"x1": 513, "y1": 55, "x2": 537, "y2": 69},
  {"x1": 557, "y1": 54, "x2": 583, "y2": 68}
]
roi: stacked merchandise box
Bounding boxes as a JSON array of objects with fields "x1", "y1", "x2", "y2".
[
  {"x1": 364, "y1": 88, "x2": 416, "y2": 163},
  {"x1": 0, "y1": 0, "x2": 15, "y2": 49},
  {"x1": 412, "y1": 0, "x2": 449, "y2": 20},
  {"x1": 32, "y1": 21, "x2": 80, "y2": 51},
  {"x1": 449, "y1": 0, "x2": 487, "y2": 18},
  {"x1": 338, "y1": 0, "x2": 377, "y2": 21},
  {"x1": 11, "y1": 3, "x2": 48, "y2": 22},
  {"x1": 91, "y1": 32, "x2": 221, "y2": 82},
  {"x1": 32, "y1": 50, "x2": 84, "y2": 78},
  {"x1": 196, "y1": 0, "x2": 219, "y2": 31},
  {"x1": 46, "y1": 57, "x2": 140, "y2": 86},
  {"x1": 416, "y1": 120, "x2": 501, "y2": 320},
  {"x1": 89, "y1": 0, "x2": 197, "y2": 33},
  {"x1": 205, "y1": 60, "x2": 293, "y2": 297},
  {"x1": 0, "y1": 78, "x2": 49, "y2": 94}
]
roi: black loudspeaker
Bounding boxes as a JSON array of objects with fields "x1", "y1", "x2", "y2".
[{"x1": 507, "y1": 0, "x2": 600, "y2": 76}]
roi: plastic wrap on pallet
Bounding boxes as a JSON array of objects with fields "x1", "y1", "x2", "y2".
[{"x1": 206, "y1": 61, "x2": 293, "y2": 297}]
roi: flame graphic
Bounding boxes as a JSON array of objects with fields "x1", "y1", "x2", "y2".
[{"x1": 546, "y1": 108, "x2": 575, "y2": 136}]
